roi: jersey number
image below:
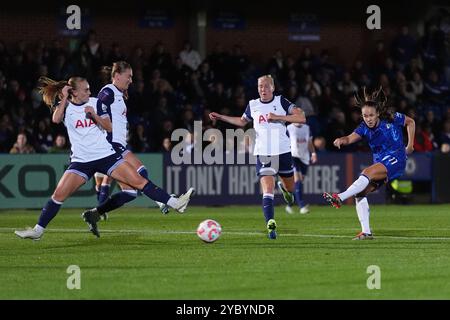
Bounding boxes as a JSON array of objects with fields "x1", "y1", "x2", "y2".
[{"x1": 383, "y1": 155, "x2": 398, "y2": 165}]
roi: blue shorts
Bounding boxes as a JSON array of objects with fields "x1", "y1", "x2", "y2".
[
  {"x1": 66, "y1": 153, "x2": 125, "y2": 181},
  {"x1": 111, "y1": 142, "x2": 131, "y2": 157},
  {"x1": 292, "y1": 157, "x2": 308, "y2": 176},
  {"x1": 377, "y1": 153, "x2": 406, "y2": 181},
  {"x1": 256, "y1": 152, "x2": 294, "y2": 177}
]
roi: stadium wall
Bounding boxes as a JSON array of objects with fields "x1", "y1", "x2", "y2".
[
  {"x1": 0, "y1": 154, "x2": 163, "y2": 209},
  {"x1": 0, "y1": 152, "x2": 434, "y2": 209},
  {"x1": 0, "y1": 6, "x2": 406, "y2": 67}
]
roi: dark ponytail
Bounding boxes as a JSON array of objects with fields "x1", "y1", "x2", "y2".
[{"x1": 354, "y1": 86, "x2": 394, "y2": 122}]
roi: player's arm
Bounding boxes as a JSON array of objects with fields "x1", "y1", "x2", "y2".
[
  {"x1": 334, "y1": 132, "x2": 362, "y2": 149},
  {"x1": 84, "y1": 105, "x2": 112, "y2": 132},
  {"x1": 268, "y1": 107, "x2": 306, "y2": 124},
  {"x1": 308, "y1": 138, "x2": 317, "y2": 163},
  {"x1": 209, "y1": 112, "x2": 249, "y2": 127},
  {"x1": 52, "y1": 85, "x2": 71, "y2": 124},
  {"x1": 404, "y1": 115, "x2": 415, "y2": 154}
]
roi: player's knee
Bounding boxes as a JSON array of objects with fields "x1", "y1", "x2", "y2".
[
  {"x1": 361, "y1": 168, "x2": 371, "y2": 177},
  {"x1": 52, "y1": 189, "x2": 67, "y2": 202}
]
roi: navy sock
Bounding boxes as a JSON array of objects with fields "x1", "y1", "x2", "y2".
[
  {"x1": 142, "y1": 181, "x2": 170, "y2": 204},
  {"x1": 262, "y1": 194, "x2": 274, "y2": 222},
  {"x1": 294, "y1": 181, "x2": 305, "y2": 208},
  {"x1": 98, "y1": 185, "x2": 110, "y2": 205},
  {"x1": 95, "y1": 186, "x2": 100, "y2": 202},
  {"x1": 37, "y1": 198, "x2": 62, "y2": 228},
  {"x1": 97, "y1": 191, "x2": 137, "y2": 214},
  {"x1": 138, "y1": 166, "x2": 148, "y2": 179}
]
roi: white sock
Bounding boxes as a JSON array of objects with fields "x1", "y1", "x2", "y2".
[
  {"x1": 338, "y1": 175, "x2": 370, "y2": 201},
  {"x1": 34, "y1": 224, "x2": 45, "y2": 234},
  {"x1": 355, "y1": 197, "x2": 371, "y2": 234},
  {"x1": 167, "y1": 197, "x2": 178, "y2": 209}
]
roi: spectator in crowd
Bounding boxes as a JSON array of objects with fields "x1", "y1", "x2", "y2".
[
  {"x1": 161, "y1": 137, "x2": 172, "y2": 153},
  {"x1": 9, "y1": 132, "x2": 35, "y2": 154},
  {"x1": 414, "y1": 122, "x2": 434, "y2": 152},
  {"x1": 48, "y1": 134, "x2": 69, "y2": 153},
  {"x1": 0, "y1": 24, "x2": 449, "y2": 155},
  {"x1": 179, "y1": 41, "x2": 202, "y2": 71},
  {"x1": 440, "y1": 119, "x2": 450, "y2": 146}
]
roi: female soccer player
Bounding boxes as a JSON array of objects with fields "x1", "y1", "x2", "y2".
[
  {"x1": 284, "y1": 122, "x2": 317, "y2": 214},
  {"x1": 14, "y1": 76, "x2": 194, "y2": 240},
  {"x1": 209, "y1": 75, "x2": 306, "y2": 239},
  {"x1": 89, "y1": 61, "x2": 169, "y2": 220},
  {"x1": 323, "y1": 87, "x2": 415, "y2": 240}
]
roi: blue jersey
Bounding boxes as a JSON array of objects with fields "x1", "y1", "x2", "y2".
[{"x1": 354, "y1": 112, "x2": 407, "y2": 180}]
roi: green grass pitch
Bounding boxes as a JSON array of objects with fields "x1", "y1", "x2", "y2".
[{"x1": 1, "y1": 204, "x2": 450, "y2": 299}]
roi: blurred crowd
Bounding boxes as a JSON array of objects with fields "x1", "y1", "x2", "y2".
[{"x1": 1, "y1": 23, "x2": 449, "y2": 156}]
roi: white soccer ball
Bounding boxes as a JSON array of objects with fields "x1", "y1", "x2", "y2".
[{"x1": 196, "y1": 219, "x2": 222, "y2": 243}]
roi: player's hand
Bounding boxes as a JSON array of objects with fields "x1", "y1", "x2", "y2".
[
  {"x1": 267, "y1": 113, "x2": 279, "y2": 122},
  {"x1": 61, "y1": 85, "x2": 72, "y2": 99},
  {"x1": 311, "y1": 152, "x2": 318, "y2": 164},
  {"x1": 84, "y1": 106, "x2": 97, "y2": 122},
  {"x1": 209, "y1": 112, "x2": 221, "y2": 121},
  {"x1": 406, "y1": 145, "x2": 414, "y2": 154},
  {"x1": 333, "y1": 138, "x2": 344, "y2": 149},
  {"x1": 84, "y1": 106, "x2": 95, "y2": 116}
]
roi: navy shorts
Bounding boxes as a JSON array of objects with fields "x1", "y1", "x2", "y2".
[
  {"x1": 66, "y1": 153, "x2": 125, "y2": 181},
  {"x1": 111, "y1": 142, "x2": 131, "y2": 157},
  {"x1": 292, "y1": 157, "x2": 308, "y2": 176},
  {"x1": 256, "y1": 152, "x2": 294, "y2": 177}
]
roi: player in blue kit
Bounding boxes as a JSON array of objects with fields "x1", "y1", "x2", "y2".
[{"x1": 323, "y1": 87, "x2": 415, "y2": 240}]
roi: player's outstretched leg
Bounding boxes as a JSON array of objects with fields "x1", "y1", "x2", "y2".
[
  {"x1": 171, "y1": 188, "x2": 195, "y2": 213},
  {"x1": 323, "y1": 192, "x2": 342, "y2": 208},
  {"x1": 156, "y1": 194, "x2": 176, "y2": 214}
]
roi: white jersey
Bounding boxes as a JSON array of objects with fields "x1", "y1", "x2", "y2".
[
  {"x1": 242, "y1": 95, "x2": 294, "y2": 156},
  {"x1": 64, "y1": 98, "x2": 115, "y2": 162},
  {"x1": 97, "y1": 84, "x2": 128, "y2": 146},
  {"x1": 287, "y1": 123, "x2": 311, "y2": 165}
]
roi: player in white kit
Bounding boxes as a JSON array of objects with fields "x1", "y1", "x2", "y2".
[
  {"x1": 87, "y1": 61, "x2": 170, "y2": 225},
  {"x1": 284, "y1": 123, "x2": 317, "y2": 214},
  {"x1": 209, "y1": 75, "x2": 306, "y2": 239},
  {"x1": 14, "y1": 76, "x2": 194, "y2": 240}
]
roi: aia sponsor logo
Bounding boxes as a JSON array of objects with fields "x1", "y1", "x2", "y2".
[
  {"x1": 75, "y1": 119, "x2": 96, "y2": 128},
  {"x1": 258, "y1": 114, "x2": 270, "y2": 124}
]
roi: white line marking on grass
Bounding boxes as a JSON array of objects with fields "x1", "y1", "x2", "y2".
[{"x1": 2, "y1": 227, "x2": 450, "y2": 241}]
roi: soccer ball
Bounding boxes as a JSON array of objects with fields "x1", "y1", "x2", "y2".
[{"x1": 196, "y1": 219, "x2": 222, "y2": 243}]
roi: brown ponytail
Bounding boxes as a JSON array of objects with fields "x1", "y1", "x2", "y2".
[
  {"x1": 38, "y1": 76, "x2": 68, "y2": 111},
  {"x1": 38, "y1": 76, "x2": 87, "y2": 112}
]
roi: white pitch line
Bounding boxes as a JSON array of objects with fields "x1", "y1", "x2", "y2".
[{"x1": 2, "y1": 227, "x2": 450, "y2": 241}]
